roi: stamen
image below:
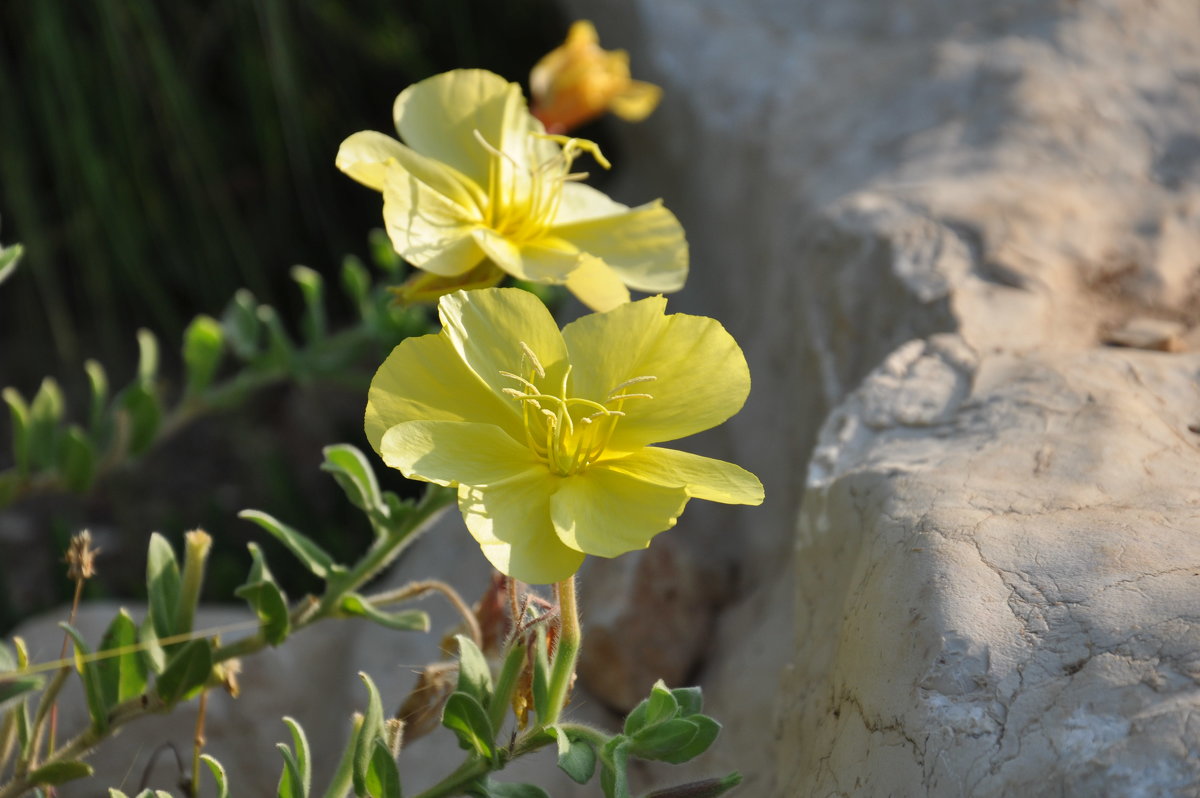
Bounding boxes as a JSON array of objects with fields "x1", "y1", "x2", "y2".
[
  {"x1": 500, "y1": 371, "x2": 540, "y2": 393},
  {"x1": 519, "y1": 342, "x2": 546, "y2": 378},
  {"x1": 607, "y1": 392, "x2": 654, "y2": 402},
  {"x1": 609, "y1": 375, "x2": 657, "y2": 394}
]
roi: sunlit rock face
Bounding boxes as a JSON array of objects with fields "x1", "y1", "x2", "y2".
[{"x1": 567, "y1": 0, "x2": 1200, "y2": 795}]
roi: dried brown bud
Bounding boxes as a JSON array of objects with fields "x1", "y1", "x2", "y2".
[{"x1": 65, "y1": 530, "x2": 99, "y2": 581}]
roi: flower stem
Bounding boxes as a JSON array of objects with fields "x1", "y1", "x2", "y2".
[
  {"x1": 488, "y1": 640, "x2": 528, "y2": 734},
  {"x1": 543, "y1": 576, "x2": 580, "y2": 726}
]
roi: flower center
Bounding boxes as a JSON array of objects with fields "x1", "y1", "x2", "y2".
[
  {"x1": 473, "y1": 130, "x2": 609, "y2": 244},
  {"x1": 500, "y1": 342, "x2": 654, "y2": 476}
]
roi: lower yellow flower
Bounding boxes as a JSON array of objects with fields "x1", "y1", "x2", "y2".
[{"x1": 366, "y1": 288, "x2": 763, "y2": 584}]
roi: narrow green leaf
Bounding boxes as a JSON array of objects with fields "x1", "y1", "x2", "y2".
[
  {"x1": 201, "y1": 754, "x2": 230, "y2": 798},
  {"x1": 442, "y1": 691, "x2": 495, "y2": 762},
  {"x1": 472, "y1": 781, "x2": 550, "y2": 798},
  {"x1": 108, "y1": 790, "x2": 131, "y2": 798},
  {"x1": 138, "y1": 614, "x2": 166, "y2": 674},
  {"x1": 3, "y1": 388, "x2": 30, "y2": 475},
  {"x1": 320, "y1": 444, "x2": 384, "y2": 518},
  {"x1": 277, "y1": 742, "x2": 304, "y2": 798},
  {"x1": 97, "y1": 609, "x2": 147, "y2": 706},
  {"x1": 257, "y1": 305, "x2": 295, "y2": 370},
  {"x1": 0, "y1": 675, "x2": 43, "y2": 713},
  {"x1": 341, "y1": 256, "x2": 372, "y2": 316},
  {"x1": 291, "y1": 265, "x2": 327, "y2": 343},
  {"x1": 656, "y1": 715, "x2": 721, "y2": 765},
  {"x1": 26, "y1": 760, "x2": 93, "y2": 787},
  {"x1": 365, "y1": 737, "x2": 402, "y2": 798},
  {"x1": 28, "y1": 378, "x2": 64, "y2": 470},
  {"x1": 222, "y1": 289, "x2": 262, "y2": 360},
  {"x1": 352, "y1": 673, "x2": 385, "y2": 797},
  {"x1": 670, "y1": 687, "x2": 703, "y2": 717},
  {"x1": 182, "y1": 315, "x2": 225, "y2": 396},
  {"x1": 629, "y1": 718, "x2": 699, "y2": 761},
  {"x1": 0, "y1": 243, "x2": 22, "y2": 286},
  {"x1": 59, "y1": 623, "x2": 109, "y2": 732},
  {"x1": 454, "y1": 635, "x2": 493, "y2": 712},
  {"x1": 84, "y1": 359, "x2": 109, "y2": 437},
  {"x1": 60, "y1": 425, "x2": 96, "y2": 492},
  {"x1": 367, "y1": 229, "x2": 401, "y2": 275},
  {"x1": 555, "y1": 727, "x2": 597, "y2": 784},
  {"x1": 146, "y1": 533, "x2": 181, "y2": 640},
  {"x1": 320, "y1": 713, "x2": 362, "y2": 798},
  {"x1": 135, "y1": 329, "x2": 160, "y2": 384},
  {"x1": 642, "y1": 773, "x2": 743, "y2": 798},
  {"x1": 238, "y1": 510, "x2": 334, "y2": 579},
  {"x1": 624, "y1": 680, "x2": 679, "y2": 736},
  {"x1": 282, "y1": 717, "x2": 312, "y2": 796},
  {"x1": 154, "y1": 639, "x2": 212, "y2": 705},
  {"x1": 340, "y1": 594, "x2": 429, "y2": 632},
  {"x1": 234, "y1": 543, "x2": 290, "y2": 645},
  {"x1": 600, "y1": 740, "x2": 630, "y2": 798},
  {"x1": 118, "y1": 383, "x2": 161, "y2": 456}
]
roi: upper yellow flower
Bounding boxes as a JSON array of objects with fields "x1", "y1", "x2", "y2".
[
  {"x1": 366, "y1": 288, "x2": 763, "y2": 584},
  {"x1": 530, "y1": 20, "x2": 662, "y2": 134},
  {"x1": 337, "y1": 69, "x2": 686, "y2": 312}
]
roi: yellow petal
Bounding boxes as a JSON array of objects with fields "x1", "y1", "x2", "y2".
[
  {"x1": 393, "y1": 69, "x2": 530, "y2": 187},
  {"x1": 335, "y1": 131, "x2": 407, "y2": 191},
  {"x1": 555, "y1": 182, "x2": 628, "y2": 225},
  {"x1": 382, "y1": 167, "x2": 485, "y2": 276},
  {"x1": 553, "y1": 199, "x2": 688, "y2": 293},
  {"x1": 459, "y1": 478, "x2": 585, "y2": 584},
  {"x1": 564, "y1": 254, "x2": 630, "y2": 312},
  {"x1": 392, "y1": 261, "x2": 506, "y2": 305},
  {"x1": 609, "y1": 80, "x2": 662, "y2": 122},
  {"x1": 550, "y1": 468, "x2": 689, "y2": 558},
  {"x1": 437, "y1": 288, "x2": 568, "y2": 400},
  {"x1": 365, "y1": 333, "x2": 522, "y2": 453},
  {"x1": 603, "y1": 447, "x2": 764, "y2": 505},
  {"x1": 561, "y1": 297, "x2": 750, "y2": 448},
  {"x1": 379, "y1": 421, "x2": 541, "y2": 487}
]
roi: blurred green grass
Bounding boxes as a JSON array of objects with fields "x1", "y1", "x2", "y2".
[{"x1": 0, "y1": 0, "x2": 564, "y2": 390}]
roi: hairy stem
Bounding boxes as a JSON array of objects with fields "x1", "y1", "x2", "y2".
[{"x1": 543, "y1": 577, "x2": 579, "y2": 726}]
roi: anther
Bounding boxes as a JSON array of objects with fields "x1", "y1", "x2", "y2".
[{"x1": 519, "y1": 342, "x2": 546, "y2": 378}]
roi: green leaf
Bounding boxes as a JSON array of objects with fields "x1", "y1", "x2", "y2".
[
  {"x1": 365, "y1": 737, "x2": 402, "y2": 798},
  {"x1": 26, "y1": 760, "x2": 93, "y2": 787},
  {"x1": 320, "y1": 444, "x2": 385, "y2": 518},
  {"x1": 670, "y1": 687, "x2": 703, "y2": 717},
  {"x1": 118, "y1": 382, "x2": 161, "y2": 456},
  {"x1": 3, "y1": 388, "x2": 30, "y2": 475},
  {"x1": 442, "y1": 691, "x2": 495, "y2": 762},
  {"x1": 320, "y1": 714, "x2": 362, "y2": 798},
  {"x1": 154, "y1": 639, "x2": 212, "y2": 705},
  {"x1": 600, "y1": 740, "x2": 630, "y2": 798},
  {"x1": 84, "y1": 359, "x2": 109, "y2": 437},
  {"x1": 60, "y1": 425, "x2": 96, "y2": 492},
  {"x1": 656, "y1": 715, "x2": 721, "y2": 765},
  {"x1": 137, "y1": 614, "x2": 166, "y2": 674},
  {"x1": 0, "y1": 674, "x2": 43, "y2": 714},
  {"x1": 135, "y1": 329, "x2": 160, "y2": 384},
  {"x1": 201, "y1": 754, "x2": 230, "y2": 798},
  {"x1": 256, "y1": 305, "x2": 295, "y2": 371},
  {"x1": 624, "y1": 680, "x2": 679, "y2": 736},
  {"x1": 0, "y1": 242, "x2": 22, "y2": 286},
  {"x1": 341, "y1": 255, "x2": 372, "y2": 315},
  {"x1": 531, "y1": 624, "x2": 551, "y2": 723},
  {"x1": 238, "y1": 510, "x2": 334, "y2": 579},
  {"x1": 234, "y1": 543, "x2": 290, "y2": 645},
  {"x1": 277, "y1": 742, "x2": 305, "y2": 798},
  {"x1": 282, "y1": 717, "x2": 312, "y2": 796},
  {"x1": 146, "y1": 533, "x2": 181, "y2": 640},
  {"x1": 222, "y1": 289, "x2": 262, "y2": 360},
  {"x1": 352, "y1": 673, "x2": 385, "y2": 797},
  {"x1": 28, "y1": 378, "x2": 64, "y2": 470},
  {"x1": 469, "y1": 781, "x2": 550, "y2": 798},
  {"x1": 59, "y1": 623, "x2": 109, "y2": 732},
  {"x1": 292, "y1": 265, "x2": 327, "y2": 343},
  {"x1": 555, "y1": 727, "x2": 597, "y2": 784},
  {"x1": 182, "y1": 315, "x2": 225, "y2": 396},
  {"x1": 630, "y1": 718, "x2": 699, "y2": 761},
  {"x1": 642, "y1": 773, "x2": 743, "y2": 798},
  {"x1": 368, "y1": 229, "x2": 402, "y2": 275},
  {"x1": 340, "y1": 594, "x2": 429, "y2": 632},
  {"x1": 454, "y1": 635, "x2": 493, "y2": 711},
  {"x1": 97, "y1": 610, "x2": 148, "y2": 707}
]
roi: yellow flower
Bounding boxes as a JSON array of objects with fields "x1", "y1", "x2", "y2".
[
  {"x1": 365, "y1": 288, "x2": 763, "y2": 584},
  {"x1": 337, "y1": 69, "x2": 686, "y2": 313},
  {"x1": 530, "y1": 20, "x2": 662, "y2": 134}
]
